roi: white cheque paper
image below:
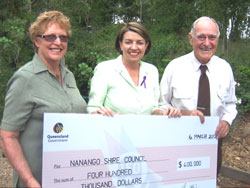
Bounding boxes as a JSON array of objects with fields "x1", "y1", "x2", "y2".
[{"x1": 42, "y1": 113, "x2": 219, "y2": 188}]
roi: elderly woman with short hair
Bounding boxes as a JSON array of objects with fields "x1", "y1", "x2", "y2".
[{"x1": 0, "y1": 11, "x2": 86, "y2": 187}]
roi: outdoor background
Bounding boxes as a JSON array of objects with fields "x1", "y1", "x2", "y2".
[
  {"x1": 0, "y1": 0, "x2": 249, "y2": 187},
  {"x1": 0, "y1": 0, "x2": 249, "y2": 118}
]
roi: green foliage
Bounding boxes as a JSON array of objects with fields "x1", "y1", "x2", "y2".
[
  {"x1": 0, "y1": 0, "x2": 249, "y2": 120},
  {"x1": 0, "y1": 18, "x2": 31, "y2": 68},
  {"x1": 65, "y1": 24, "x2": 118, "y2": 96},
  {"x1": 144, "y1": 33, "x2": 192, "y2": 78},
  {"x1": 150, "y1": 0, "x2": 198, "y2": 34},
  {"x1": 115, "y1": 0, "x2": 140, "y2": 22},
  {"x1": 66, "y1": 49, "x2": 115, "y2": 96},
  {"x1": 0, "y1": 17, "x2": 34, "y2": 120},
  {"x1": 234, "y1": 65, "x2": 250, "y2": 115},
  {"x1": 225, "y1": 40, "x2": 250, "y2": 115},
  {"x1": 0, "y1": 62, "x2": 15, "y2": 122},
  {"x1": 77, "y1": 62, "x2": 93, "y2": 95}
]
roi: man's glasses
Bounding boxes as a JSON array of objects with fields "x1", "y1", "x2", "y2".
[
  {"x1": 196, "y1": 34, "x2": 217, "y2": 41},
  {"x1": 37, "y1": 35, "x2": 69, "y2": 42}
]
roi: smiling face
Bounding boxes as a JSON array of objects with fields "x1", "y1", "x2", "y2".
[
  {"x1": 34, "y1": 22, "x2": 68, "y2": 66},
  {"x1": 119, "y1": 31, "x2": 148, "y2": 65},
  {"x1": 189, "y1": 19, "x2": 219, "y2": 64}
]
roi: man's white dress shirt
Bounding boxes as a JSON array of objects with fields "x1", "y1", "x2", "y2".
[{"x1": 160, "y1": 51, "x2": 237, "y2": 125}]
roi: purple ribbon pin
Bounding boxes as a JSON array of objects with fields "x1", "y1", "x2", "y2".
[{"x1": 140, "y1": 76, "x2": 146, "y2": 88}]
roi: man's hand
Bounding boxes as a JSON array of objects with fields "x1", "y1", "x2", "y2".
[
  {"x1": 181, "y1": 109, "x2": 205, "y2": 123},
  {"x1": 215, "y1": 120, "x2": 230, "y2": 139}
]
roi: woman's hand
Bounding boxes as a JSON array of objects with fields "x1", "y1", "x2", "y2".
[
  {"x1": 91, "y1": 107, "x2": 115, "y2": 116},
  {"x1": 24, "y1": 177, "x2": 41, "y2": 188},
  {"x1": 0, "y1": 129, "x2": 41, "y2": 188},
  {"x1": 153, "y1": 107, "x2": 182, "y2": 118},
  {"x1": 165, "y1": 107, "x2": 182, "y2": 117}
]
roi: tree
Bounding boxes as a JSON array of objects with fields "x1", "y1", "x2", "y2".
[
  {"x1": 149, "y1": 0, "x2": 198, "y2": 34},
  {"x1": 114, "y1": 0, "x2": 140, "y2": 22},
  {"x1": 0, "y1": 0, "x2": 249, "y2": 119},
  {"x1": 228, "y1": 1, "x2": 249, "y2": 41}
]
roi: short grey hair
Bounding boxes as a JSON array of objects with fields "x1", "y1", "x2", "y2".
[{"x1": 190, "y1": 16, "x2": 220, "y2": 37}]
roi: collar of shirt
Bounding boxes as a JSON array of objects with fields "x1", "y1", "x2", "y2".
[
  {"x1": 114, "y1": 55, "x2": 149, "y2": 89},
  {"x1": 32, "y1": 53, "x2": 69, "y2": 79},
  {"x1": 191, "y1": 51, "x2": 213, "y2": 73}
]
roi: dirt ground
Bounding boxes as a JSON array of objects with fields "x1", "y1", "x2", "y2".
[
  {"x1": 217, "y1": 111, "x2": 250, "y2": 188},
  {"x1": 0, "y1": 112, "x2": 249, "y2": 188}
]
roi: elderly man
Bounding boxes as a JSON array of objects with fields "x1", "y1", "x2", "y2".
[{"x1": 159, "y1": 16, "x2": 237, "y2": 173}]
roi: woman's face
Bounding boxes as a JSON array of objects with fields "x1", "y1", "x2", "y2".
[
  {"x1": 34, "y1": 23, "x2": 68, "y2": 66},
  {"x1": 119, "y1": 31, "x2": 148, "y2": 64}
]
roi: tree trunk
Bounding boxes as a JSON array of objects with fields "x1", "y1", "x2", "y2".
[{"x1": 222, "y1": 17, "x2": 228, "y2": 55}]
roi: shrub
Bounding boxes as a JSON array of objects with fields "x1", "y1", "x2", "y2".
[{"x1": 218, "y1": 39, "x2": 250, "y2": 116}]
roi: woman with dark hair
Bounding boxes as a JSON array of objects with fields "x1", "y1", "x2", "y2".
[{"x1": 87, "y1": 22, "x2": 180, "y2": 117}]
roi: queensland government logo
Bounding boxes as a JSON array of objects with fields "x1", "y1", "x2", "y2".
[
  {"x1": 47, "y1": 122, "x2": 69, "y2": 142},
  {"x1": 53, "y1": 122, "x2": 64, "y2": 133}
]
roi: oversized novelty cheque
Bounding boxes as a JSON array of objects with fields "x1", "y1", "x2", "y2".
[{"x1": 42, "y1": 114, "x2": 218, "y2": 188}]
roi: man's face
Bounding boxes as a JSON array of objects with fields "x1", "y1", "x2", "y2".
[{"x1": 189, "y1": 20, "x2": 219, "y2": 64}]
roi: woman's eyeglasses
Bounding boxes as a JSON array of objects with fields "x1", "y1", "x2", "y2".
[{"x1": 37, "y1": 35, "x2": 69, "y2": 42}]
